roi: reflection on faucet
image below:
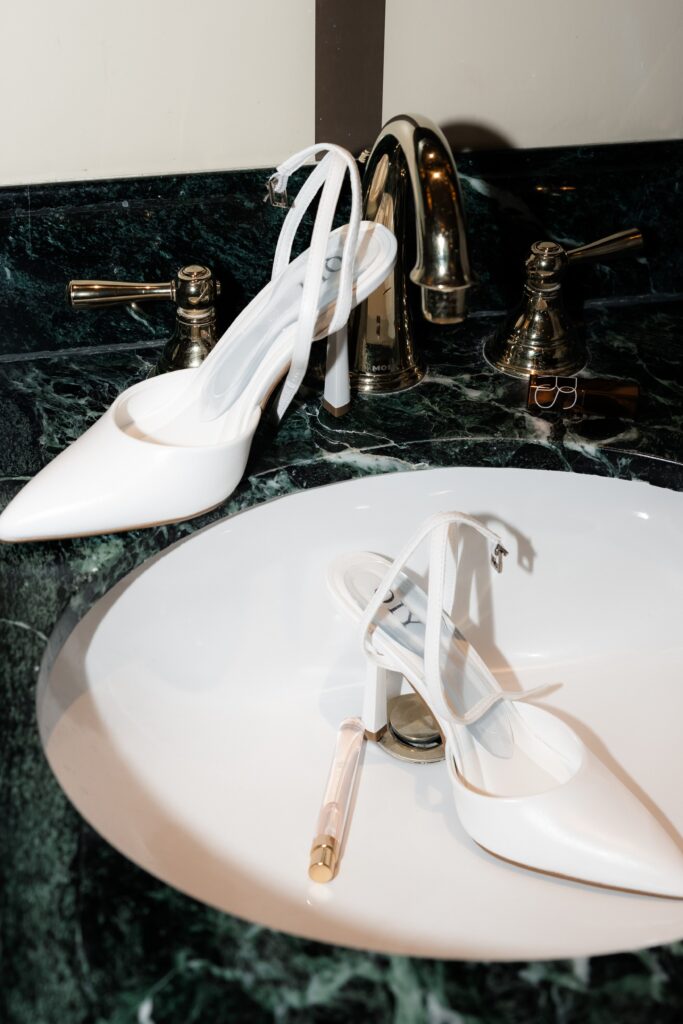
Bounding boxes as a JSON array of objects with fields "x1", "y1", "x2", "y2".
[{"x1": 350, "y1": 113, "x2": 472, "y2": 394}]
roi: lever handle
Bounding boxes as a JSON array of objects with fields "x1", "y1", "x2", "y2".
[
  {"x1": 67, "y1": 264, "x2": 219, "y2": 314},
  {"x1": 67, "y1": 279, "x2": 174, "y2": 308},
  {"x1": 66, "y1": 264, "x2": 221, "y2": 372},
  {"x1": 485, "y1": 225, "x2": 644, "y2": 379},
  {"x1": 567, "y1": 228, "x2": 643, "y2": 264}
]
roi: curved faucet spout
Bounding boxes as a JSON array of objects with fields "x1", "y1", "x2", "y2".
[
  {"x1": 374, "y1": 115, "x2": 471, "y2": 319},
  {"x1": 350, "y1": 114, "x2": 472, "y2": 394}
]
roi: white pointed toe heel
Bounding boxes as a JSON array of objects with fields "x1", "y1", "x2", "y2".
[
  {"x1": 328, "y1": 511, "x2": 683, "y2": 898},
  {"x1": 0, "y1": 144, "x2": 396, "y2": 542}
]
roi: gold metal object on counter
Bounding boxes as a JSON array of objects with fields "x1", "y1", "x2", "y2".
[
  {"x1": 349, "y1": 114, "x2": 472, "y2": 394},
  {"x1": 484, "y1": 228, "x2": 643, "y2": 379},
  {"x1": 67, "y1": 264, "x2": 221, "y2": 372}
]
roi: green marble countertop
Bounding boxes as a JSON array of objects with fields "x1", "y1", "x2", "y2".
[
  {"x1": 2, "y1": 300, "x2": 683, "y2": 1023},
  {"x1": 2, "y1": 140, "x2": 683, "y2": 1021}
]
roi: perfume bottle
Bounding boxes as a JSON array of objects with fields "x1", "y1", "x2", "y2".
[{"x1": 309, "y1": 717, "x2": 364, "y2": 883}]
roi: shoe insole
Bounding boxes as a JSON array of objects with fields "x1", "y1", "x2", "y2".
[{"x1": 122, "y1": 224, "x2": 385, "y2": 448}]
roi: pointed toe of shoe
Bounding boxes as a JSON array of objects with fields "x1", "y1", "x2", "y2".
[
  {"x1": 0, "y1": 376, "x2": 257, "y2": 541},
  {"x1": 0, "y1": 451, "x2": 125, "y2": 542},
  {"x1": 0, "y1": 420, "x2": 128, "y2": 541},
  {"x1": 542, "y1": 755, "x2": 683, "y2": 898},
  {"x1": 615, "y1": 817, "x2": 683, "y2": 899},
  {"x1": 648, "y1": 850, "x2": 683, "y2": 899},
  {"x1": 450, "y1": 735, "x2": 683, "y2": 898},
  {"x1": 0, "y1": 488, "x2": 51, "y2": 543},
  {"x1": 558, "y1": 757, "x2": 683, "y2": 899}
]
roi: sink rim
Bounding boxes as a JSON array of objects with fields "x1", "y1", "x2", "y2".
[{"x1": 37, "y1": 464, "x2": 683, "y2": 961}]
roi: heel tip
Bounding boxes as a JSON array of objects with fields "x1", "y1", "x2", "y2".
[
  {"x1": 364, "y1": 725, "x2": 387, "y2": 742},
  {"x1": 322, "y1": 399, "x2": 351, "y2": 418}
]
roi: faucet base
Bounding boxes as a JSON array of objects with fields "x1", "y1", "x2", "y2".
[
  {"x1": 153, "y1": 314, "x2": 219, "y2": 375},
  {"x1": 351, "y1": 362, "x2": 425, "y2": 394},
  {"x1": 483, "y1": 330, "x2": 586, "y2": 380}
]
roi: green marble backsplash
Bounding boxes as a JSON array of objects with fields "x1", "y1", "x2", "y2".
[{"x1": 1, "y1": 139, "x2": 681, "y2": 357}]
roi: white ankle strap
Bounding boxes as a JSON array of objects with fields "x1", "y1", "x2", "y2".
[
  {"x1": 269, "y1": 144, "x2": 361, "y2": 296},
  {"x1": 358, "y1": 511, "x2": 506, "y2": 641},
  {"x1": 357, "y1": 512, "x2": 547, "y2": 728},
  {"x1": 267, "y1": 144, "x2": 362, "y2": 420},
  {"x1": 190, "y1": 144, "x2": 362, "y2": 425}
]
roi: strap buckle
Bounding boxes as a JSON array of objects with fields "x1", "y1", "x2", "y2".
[
  {"x1": 264, "y1": 175, "x2": 294, "y2": 209},
  {"x1": 491, "y1": 542, "x2": 508, "y2": 574}
]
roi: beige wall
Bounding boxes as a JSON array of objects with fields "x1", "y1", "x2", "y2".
[
  {"x1": 1, "y1": 0, "x2": 681, "y2": 186},
  {"x1": 383, "y1": 0, "x2": 683, "y2": 148},
  {"x1": 1, "y1": 0, "x2": 315, "y2": 185}
]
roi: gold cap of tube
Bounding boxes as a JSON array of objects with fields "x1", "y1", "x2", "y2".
[{"x1": 308, "y1": 835, "x2": 338, "y2": 883}]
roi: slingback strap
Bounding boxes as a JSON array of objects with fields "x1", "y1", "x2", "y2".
[
  {"x1": 440, "y1": 680, "x2": 551, "y2": 726},
  {"x1": 266, "y1": 144, "x2": 362, "y2": 421},
  {"x1": 191, "y1": 144, "x2": 360, "y2": 424},
  {"x1": 358, "y1": 511, "x2": 546, "y2": 727}
]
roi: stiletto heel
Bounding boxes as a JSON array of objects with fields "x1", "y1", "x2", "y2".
[
  {"x1": 322, "y1": 326, "x2": 350, "y2": 417},
  {"x1": 362, "y1": 660, "x2": 402, "y2": 740},
  {"x1": 0, "y1": 144, "x2": 397, "y2": 542},
  {"x1": 328, "y1": 511, "x2": 683, "y2": 897}
]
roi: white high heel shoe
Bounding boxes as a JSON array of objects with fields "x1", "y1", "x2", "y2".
[
  {"x1": 0, "y1": 144, "x2": 396, "y2": 542},
  {"x1": 328, "y1": 511, "x2": 683, "y2": 897}
]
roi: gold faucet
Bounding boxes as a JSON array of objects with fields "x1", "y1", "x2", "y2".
[{"x1": 349, "y1": 114, "x2": 472, "y2": 394}]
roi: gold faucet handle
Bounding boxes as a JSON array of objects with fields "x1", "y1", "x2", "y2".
[
  {"x1": 566, "y1": 228, "x2": 643, "y2": 264},
  {"x1": 66, "y1": 265, "x2": 222, "y2": 372},
  {"x1": 66, "y1": 265, "x2": 220, "y2": 313},
  {"x1": 67, "y1": 278, "x2": 174, "y2": 308},
  {"x1": 485, "y1": 227, "x2": 644, "y2": 379},
  {"x1": 524, "y1": 228, "x2": 644, "y2": 290}
]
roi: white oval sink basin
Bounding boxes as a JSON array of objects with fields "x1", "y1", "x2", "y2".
[{"x1": 39, "y1": 467, "x2": 683, "y2": 960}]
